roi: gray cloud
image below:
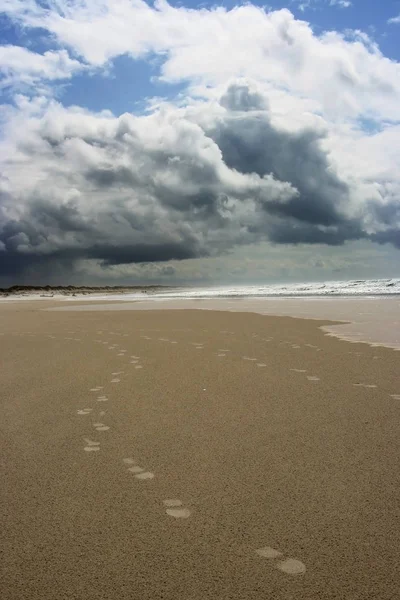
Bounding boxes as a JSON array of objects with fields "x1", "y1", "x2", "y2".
[
  {"x1": 212, "y1": 86, "x2": 351, "y2": 229},
  {"x1": 0, "y1": 82, "x2": 398, "y2": 282}
]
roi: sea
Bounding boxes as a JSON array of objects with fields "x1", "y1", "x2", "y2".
[
  {"x1": 48, "y1": 277, "x2": 400, "y2": 349},
  {"x1": 88, "y1": 278, "x2": 400, "y2": 301}
]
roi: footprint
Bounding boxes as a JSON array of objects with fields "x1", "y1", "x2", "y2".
[
  {"x1": 257, "y1": 363, "x2": 267, "y2": 367},
  {"x1": 90, "y1": 387, "x2": 103, "y2": 392},
  {"x1": 123, "y1": 458, "x2": 136, "y2": 465},
  {"x1": 135, "y1": 471, "x2": 155, "y2": 480},
  {"x1": 128, "y1": 466, "x2": 145, "y2": 474},
  {"x1": 163, "y1": 499, "x2": 191, "y2": 519},
  {"x1": 277, "y1": 558, "x2": 306, "y2": 575},
  {"x1": 84, "y1": 439, "x2": 100, "y2": 452},
  {"x1": 255, "y1": 546, "x2": 306, "y2": 576},
  {"x1": 93, "y1": 423, "x2": 110, "y2": 431},
  {"x1": 134, "y1": 365, "x2": 143, "y2": 369},
  {"x1": 111, "y1": 378, "x2": 120, "y2": 383},
  {"x1": 130, "y1": 356, "x2": 140, "y2": 359},
  {"x1": 112, "y1": 371, "x2": 124, "y2": 375},
  {"x1": 218, "y1": 349, "x2": 230, "y2": 352},
  {"x1": 217, "y1": 353, "x2": 226, "y2": 357},
  {"x1": 353, "y1": 383, "x2": 377, "y2": 389},
  {"x1": 130, "y1": 360, "x2": 139, "y2": 364},
  {"x1": 84, "y1": 446, "x2": 100, "y2": 452},
  {"x1": 291, "y1": 368, "x2": 307, "y2": 373},
  {"x1": 307, "y1": 376, "x2": 320, "y2": 382},
  {"x1": 77, "y1": 408, "x2": 92, "y2": 415},
  {"x1": 390, "y1": 394, "x2": 400, "y2": 400},
  {"x1": 256, "y1": 547, "x2": 282, "y2": 559},
  {"x1": 97, "y1": 396, "x2": 108, "y2": 402},
  {"x1": 243, "y1": 357, "x2": 257, "y2": 361}
]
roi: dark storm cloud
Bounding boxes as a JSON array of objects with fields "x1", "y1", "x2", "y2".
[
  {"x1": 212, "y1": 86, "x2": 350, "y2": 229},
  {"x1": 0, "y1": 82, "x2": 398, "y2": 281}
]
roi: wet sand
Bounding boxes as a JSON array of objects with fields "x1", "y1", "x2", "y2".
[
  {"x1": 49, "y1": 295, "x2": 400, "y2": 349},
  {"x1": 1, "y1": 300, "x2": 400, "y2": 599}
]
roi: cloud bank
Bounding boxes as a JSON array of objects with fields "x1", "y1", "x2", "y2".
[{"x1": 0, "y1": 1, "x2": 399, "y2": 282}]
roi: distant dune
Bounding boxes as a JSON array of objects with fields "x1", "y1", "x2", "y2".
[{"x1": 0, "y1": 285, "x2": 170, "y2": 297}]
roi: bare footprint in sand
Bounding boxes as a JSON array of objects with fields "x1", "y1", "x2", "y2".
[
  {"x1": 111, "y1": 378, "x2": 120, "y2": 383},
  {"x1": 307, "y1": 376, "x2": 320, "y2": 382},
  {"x1": 128, "y1": 465, "x2": 145, "y2": 474},
  {"x1": 390, "y1": 394, "x2": 400, "y2": 400},
  {"x1": 135, "y1": 471, "x2": 155, "y2": 480},
  {"x1": 123, "y1": 459, "x2": 154, "y2": 479},
  {"x1": 93, "y1": 422, "x2": 110, "y2": 431},
  {"x1": 163, "y1": 499, "x2": 191, "y2": 518},
  {"x1": 84, "y1": 439, "x2": 100, "y2": 452},
  {"x1": 77, "y1": 408, "x2": 92, "y2": 415},
  {"x1": 353, "y1": 383, "x2": 377, "y2": 389},
  {"x1": 255, "y1": 546, "x2": 306, "y2": 576},
  {"x1": 291, "y1": 369, "x2": 307, "y2": 373}
]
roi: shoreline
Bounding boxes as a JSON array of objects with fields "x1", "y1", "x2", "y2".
[{"x1": 44, "y1": 296, "x2": 400, "y2": 351}]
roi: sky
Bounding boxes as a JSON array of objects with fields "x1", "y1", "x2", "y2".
[{"x1": 0, "y1": 0, "x2": 399, "y2": 286}]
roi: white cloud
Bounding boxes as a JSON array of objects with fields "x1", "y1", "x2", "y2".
[
  {"x1": 1, "y1": 1, "x2": 400, "y2": 121},
  {"x1": 0, "y1": 45, "x2": 84, "y2": 93},
  {"x1": 330, "y1": 0, "x2": 352, "y2": 8},
  {"x1": 388, "y1": 14, "x2": 400, "y2": 24},
  {"x1": 296, "y1": 0, "x2": 351, "y2": 11}
]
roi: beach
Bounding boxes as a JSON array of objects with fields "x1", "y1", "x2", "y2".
[{"x1": 1, "y1": 299, "x2": 400, "y2": 599}]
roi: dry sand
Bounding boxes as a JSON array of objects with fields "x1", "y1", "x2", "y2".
[{"x1": 1, "y1": 300, "x2": 400, "y2": 599}]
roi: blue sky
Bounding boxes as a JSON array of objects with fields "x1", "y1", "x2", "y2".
[
  {"x1": 0, "y1": 0, "x2": 399, "y2": 285},
  {"x1": 1, "y1": 0, "x2": 399, "y2": 116}
]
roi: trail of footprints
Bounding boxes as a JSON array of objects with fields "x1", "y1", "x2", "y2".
[
  {"x1": 16, "y1": 325, "x2": 394, "y2": 582},
  {"x1": 75, "y1": 329, "x2": 308, "y2": 577},
  {"x1": 6, "y1": 327, "x2": 400, "y2": 580}
]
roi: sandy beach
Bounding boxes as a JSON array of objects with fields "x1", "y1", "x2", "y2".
[{"x1": 2, "y1": 300, "x2": 400, "y2": 600}]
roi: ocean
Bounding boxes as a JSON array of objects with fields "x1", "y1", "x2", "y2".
[{"x1": 81, "y1": 278, "x2": 400, "y2": 301}]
